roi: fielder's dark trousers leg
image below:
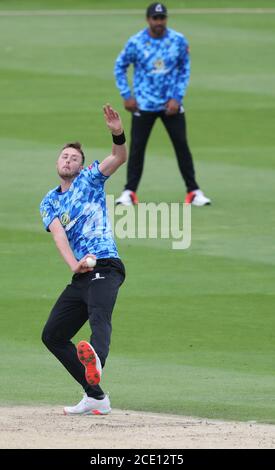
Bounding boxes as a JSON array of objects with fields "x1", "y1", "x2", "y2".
[
  {"x1": 41, "y1": 259, "x2": 125, "y2": 399},
  {"x1": 125, "y1": 111, "x2": 157, "y2": 192},
  {"x1": 160, "y1": 111, "x2": 199, "y2": 192}
]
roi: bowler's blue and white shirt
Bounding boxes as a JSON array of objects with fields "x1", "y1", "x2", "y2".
[
  {"x1": 40, "y1": 161, "x2": 119, "y2": 261},
  {"x1": 114, "y1": 28, "x2": 190, "y2": 112}
]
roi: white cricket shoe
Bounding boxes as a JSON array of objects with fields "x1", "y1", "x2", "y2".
[
  {"x1": 185, "y1": 189, "x2": 211, "y2": 206},
  {"x1": 64, "y1": 393, "x2": 111, "y2": 416},
  {"x1": 115, "y1": 190, "x2": 139, "y2": 206}
]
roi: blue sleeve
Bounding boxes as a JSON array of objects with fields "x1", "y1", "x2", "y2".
[
  {"x1": 40, "y1": 195, "x2": 57, "y2": 232},
  {"x1": 114, "y1": 38, "x2": 136, "y2": 100},
  {"x1": 84, "y1": 160, "x2": 109, "y2": 186},
  {"x1": 172, "y1": 37, "x2": 191, "y2": 103}
]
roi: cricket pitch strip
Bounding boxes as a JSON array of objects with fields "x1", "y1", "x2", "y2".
[{"x1": 1, "y1": 406, "x2": 275, "y2": 449}]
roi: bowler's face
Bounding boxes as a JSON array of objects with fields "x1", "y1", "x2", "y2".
[
  {"x1": 147, "y1": 15, "x2": 167, "y2": 37},
  {"x1": 56, "y1": 147, "x2": 83, "y2": 179}
]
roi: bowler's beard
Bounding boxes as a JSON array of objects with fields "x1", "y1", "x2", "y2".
[{"x1": 57, "y1": 167, "x2": 81, "y2": 180}]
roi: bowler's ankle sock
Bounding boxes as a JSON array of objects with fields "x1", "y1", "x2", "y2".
[{"x1": 85, "y1": 384, "x2": 105, "y2": 400}]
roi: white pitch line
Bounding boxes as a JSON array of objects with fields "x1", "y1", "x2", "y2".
[{"x1": 0, "y1": 8, "x2": 275, "y2": 17}]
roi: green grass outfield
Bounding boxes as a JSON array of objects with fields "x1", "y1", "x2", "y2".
[{"x1": 1, "y1": 0, "x2": 275, "y2": 423}]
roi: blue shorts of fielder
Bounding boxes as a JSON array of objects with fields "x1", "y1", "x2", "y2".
[{"x1": 40, "y1": 160, "x2": 118, "y2": 260}]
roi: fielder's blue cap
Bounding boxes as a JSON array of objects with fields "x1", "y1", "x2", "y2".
[{"x1": 146, "y1": 3, "x2": 167, "y2": 17}]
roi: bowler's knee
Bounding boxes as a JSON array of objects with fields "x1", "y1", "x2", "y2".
[{"x1": 41, "y1": 324, "x2": 56, "y2": 349}]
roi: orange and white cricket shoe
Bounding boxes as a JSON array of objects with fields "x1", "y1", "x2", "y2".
[
  {"x1": 185, "y1": 189, "x2": 211, "y2": 206},
  {"x1": 64, "y1": 393, "x2": 111, "y2": 416},
  {"x1": 115, "y1": 189, "x2": 139, "y2": 206},
  {"x1": 77, "y1": 341, "x2": 102, "y2": 386},
  {"x1": 185, "y1": 191, "x2": 196, "y2": 204}
]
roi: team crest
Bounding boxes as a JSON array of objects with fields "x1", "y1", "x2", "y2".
[
  {"x1": 156, "y1": 3, "x2": 164, "y2": 12},
  {"x1": 60, "y1": 212, "x2": 70, "y2": 226},
  {"x1": 154, "y1": 59, "x2": 165, "y2": 71}
]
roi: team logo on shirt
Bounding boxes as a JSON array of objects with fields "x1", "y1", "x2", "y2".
[
  {"x1": 154, "y1": 59, "x2": 164, "y2": 69},
  {"x1": 60, "y1": 212, "x2": 70, "y2": 226},
  {"x1": 152, "y1": 59, "x2": 167, "y2": 74}
]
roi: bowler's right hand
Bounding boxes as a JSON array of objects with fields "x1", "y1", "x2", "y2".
[
  {"x1": 124, "y1": 97, "x2": 138, "y2": 113},
  {"x1": 72, "y1": 254, "x2": 96, "y2": 273}
]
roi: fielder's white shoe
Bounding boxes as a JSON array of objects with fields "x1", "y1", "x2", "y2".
[
  {"x1": 64, "y1": 393, "x2": 111, "y2": 416},
  {"x1": 115, "y1": 190, "x2": 139, "y2": 206},
  {"x1": 185, "y1": 189, "x2": 211, "y2": 206}
]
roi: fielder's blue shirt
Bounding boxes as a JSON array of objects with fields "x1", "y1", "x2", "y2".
[
  {"x1": 40, "y1": 161, "x2": 119, "y2": 261},
  {"x1": 114, "y1": 28, "x2": 190, "y2": 112}
]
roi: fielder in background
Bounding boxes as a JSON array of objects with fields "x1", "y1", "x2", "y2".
[
  {"x1": 114, "y1": 2, "x2": 211, "y2": 207},
  {"x1": 40, "y1": 105, "x2": 126, "y2": 416}
]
